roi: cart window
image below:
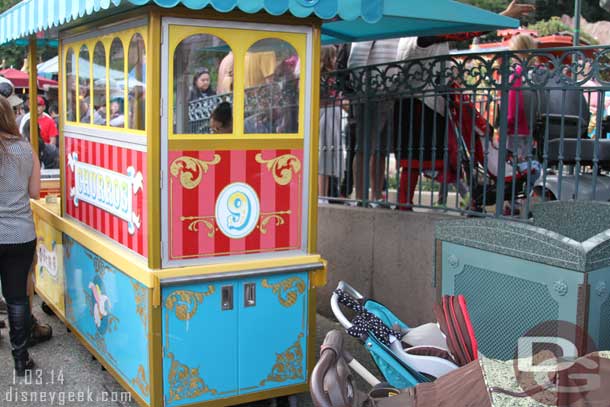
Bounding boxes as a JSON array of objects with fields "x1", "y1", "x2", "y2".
[
  {"x1": 65, "y1": 48, "x2": 76, "y2": 122},
  {"x1": 244, "y1": 39, "x2": 299, "y2": 134},
  {"x1": 107, "y1": 38, "x2": 126, "y2": 128},
  {"x1": 77, "y1": 45, "x2": 91, "y2": 124},
  {"x1": 173, "y1": 34, "x2": 233, "y2": 135},
  {"x1": 93, "y1": 42, "x2": 107, "y2": 126},
  {"x1": 128, "y1": 33, "x2": 146, "y2": 131}
]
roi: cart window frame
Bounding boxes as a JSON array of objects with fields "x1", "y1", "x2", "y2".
[
  {"x1": 166, "y1": 23, "x2": 308, "y2": 143},
  {"x1": 62, "y1": 22, "x2": 148, "y2": 138}
]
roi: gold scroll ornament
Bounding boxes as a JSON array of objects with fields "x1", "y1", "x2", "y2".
[
  {"x1": 164, "y1": 287, "x2": 215, "y2": 321},
  {"x1": 170, "y1": 155, "x2": 221, "y2": 189},
  {"x1": 131, "y1": 365, "x2": 150, "y2": 398},
  {"x1": 255, "y1": 153, "x2": 301, "y2": 186},
  {"x1": 260, "y1": 333, "x2": 304, "y2": 386},
  {"x1": 261, "y1": 277, "x2": 305, "y2": 308},
  {"x1": 167, "y1": 353, "x2": 217, "y2": 402}
]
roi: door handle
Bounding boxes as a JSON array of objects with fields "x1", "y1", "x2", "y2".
[
  {"x1": 221, "y1": 285, "x2": 233, "y2": 311},
  {"x1": 244, "y1": 283, "x2": 256, "y2": 307}
]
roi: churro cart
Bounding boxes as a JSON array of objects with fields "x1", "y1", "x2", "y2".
[{"x1": 0, "y1": 1, "x2": 519, "y2": 406}]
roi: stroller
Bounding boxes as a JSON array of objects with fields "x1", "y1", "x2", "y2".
[
  {"x1": 327, "y1": 282, "x2": 477, "y2": 389},
  {"x1": 396, "y1": 86, "x2": 541, "y2": 213},
  {"x1": 311, "y1": 282, "x2": 610, "y2": 407}
]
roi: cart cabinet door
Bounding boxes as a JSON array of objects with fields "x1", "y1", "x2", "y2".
[
  {"x1": 237, "y1": 272, "x2": 309, "y2": 393},
  {"x1": 162, "y1": 282, "x2": 238, "y2": 406}
]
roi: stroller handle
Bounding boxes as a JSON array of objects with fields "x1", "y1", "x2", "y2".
[
  {"x1": 310, "y1": 330, "x2": 343, "y2": 407},
  {"x1": 331, "y1": 281, "x2": 364, "y2": 330}
]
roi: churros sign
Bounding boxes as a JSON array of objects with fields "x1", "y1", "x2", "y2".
[{"x1": 68, "y1": 152, "x2": 143, "y2": 234}]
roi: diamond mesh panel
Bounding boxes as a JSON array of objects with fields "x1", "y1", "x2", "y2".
[
  {"x1": 599, "y1": 295, "x2": 610, "y2": 351},
  {"x1": 455, "y1": 264, "x2": 559, "y2": 360}
]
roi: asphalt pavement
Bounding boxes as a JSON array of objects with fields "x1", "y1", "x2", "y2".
[{"x1": 0, "y1": 295, "x2": 380, "y2": 407}]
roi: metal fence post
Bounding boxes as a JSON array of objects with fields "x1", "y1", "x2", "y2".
[{"x1": 495, "y1": 54, "x2": 510, "y2": 217}]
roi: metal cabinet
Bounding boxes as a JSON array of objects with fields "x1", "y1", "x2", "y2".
[{"x1": 162, "y1": 272, "x2": 309, "y2": 406}]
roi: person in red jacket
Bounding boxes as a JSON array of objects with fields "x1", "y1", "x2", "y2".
[{"x1": 36, "y1": 96, "x2": 58, "y2": 146}]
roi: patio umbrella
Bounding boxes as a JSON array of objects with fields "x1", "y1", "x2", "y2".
[{"x1": 0, "y1": 68, "x2": 57, "y2": 89}]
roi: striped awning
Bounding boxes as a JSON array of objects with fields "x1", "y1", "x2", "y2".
[{"x1": 0, "y1": 0, "x2": 519, "y2": 45}]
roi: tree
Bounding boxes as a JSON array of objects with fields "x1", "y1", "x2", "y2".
[
  {"x1": 0, "y1": 0, "x2": 56, "y2": 69},
  {"x1": 0, "y1": 0, "x2": 19, "y2": 13},
  {"x1": 526, "y1": 16, "x2": 598, "y2": 44},
  {"x1": 461, "y1": 0, "x2": 511, "y2": 13},
  {"x1": 461, "y1": 0, "x2": 610, "y2": 23}
]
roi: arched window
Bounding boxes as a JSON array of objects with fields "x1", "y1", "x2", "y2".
[
  {"x1": 173, "y1": 34, "x2": 233, "y2": 134},
  {"x1": 128, "y1": 33, "x2": 146, "y2": 130},
  {"x1": 77, "y1": 45, "x2": 91, "y2": 124},
  {"x1": 244, "y1": 39, "x2": 299, "y2": 134},
  {"x1": 65, "y1": 48, "x2": 76, "y2": 122},
  {"x1": 92, "y1": 42, "x2": 107, "y2": 126},
  {"x1": 109, "y1": 38, "x2": 126, "y2": 128}
]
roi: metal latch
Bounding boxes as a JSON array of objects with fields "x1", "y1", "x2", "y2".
[
  {"x1": 244, "y1": 283, "x2": 256, "y2": 307},
  {"x1": 221, "y1": 285, "x2": 233, "y2": 311}
]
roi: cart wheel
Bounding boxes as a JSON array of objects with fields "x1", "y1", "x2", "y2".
[{"x1": 41, "y1": 302, "x2": 55, "y2": 316}]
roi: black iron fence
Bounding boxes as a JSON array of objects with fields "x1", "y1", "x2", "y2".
[{"x1": 318, "y1": 45, "x2": 610, "y2": 218}]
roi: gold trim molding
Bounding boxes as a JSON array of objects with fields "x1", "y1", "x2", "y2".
[
  {"x1": 170, "y1": 155, "x2": 221, "y2": 189},
  {"x1": 255, "y1": 153, "x2": 301, "y2": 186}
]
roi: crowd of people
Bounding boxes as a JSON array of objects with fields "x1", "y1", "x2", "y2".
[{"x1": 317, "y1": 1, "x2": 548, "y2": 211}]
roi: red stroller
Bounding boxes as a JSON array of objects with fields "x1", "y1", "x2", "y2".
[{"x1": 396, "y1": 86, "x2": 539, "y2": 212}]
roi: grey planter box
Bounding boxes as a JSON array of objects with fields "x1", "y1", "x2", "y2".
[{"x1": 435, "y1": 201, "x2": 610, "y2": 360}]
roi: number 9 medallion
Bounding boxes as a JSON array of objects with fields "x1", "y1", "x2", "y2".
[{"x1": 215, "y1": 182, "x2": 260, "y2": 239}]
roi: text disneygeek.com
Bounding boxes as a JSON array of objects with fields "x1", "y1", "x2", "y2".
[{"x1": 4, "y1": 387, "x2": 132, "y2": 405}]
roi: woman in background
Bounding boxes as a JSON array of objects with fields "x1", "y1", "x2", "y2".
[
  {"x1": 0, "y1": 95, "x2": 40, "y2": 376},
  {"x1": 318, "y1": 45, "x2": 342, "y2": 201},
  {"x1": 189, "y1": 68, "x2": 216, "y2": 101}
]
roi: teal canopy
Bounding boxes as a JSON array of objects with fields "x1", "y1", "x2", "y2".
[{"x1": 0, "y1": 0, "x2": 518, "y2": 45}]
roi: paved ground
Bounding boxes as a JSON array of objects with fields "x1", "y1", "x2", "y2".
[{"x1": 0, "y1": 296, "x2": 380, "y2": 407}]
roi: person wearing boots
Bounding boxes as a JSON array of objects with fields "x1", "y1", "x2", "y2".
[{"x1": 0, "y1": 93, "x2": 40, "y2": 376}]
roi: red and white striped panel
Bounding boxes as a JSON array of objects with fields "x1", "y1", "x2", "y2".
[
  {"x1": 64, "y1": 137, "x2": 148, "y2": 257},
  {"x1": 168, "y1": 149, "x2": 303, "y2": 260}
]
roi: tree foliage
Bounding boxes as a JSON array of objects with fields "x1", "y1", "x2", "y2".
[
  {"x1": 461, "y1": 0, "x2": 610, "y2": 23},
  {"x1": 0, "y1": 0, "x2": 56, "y2": 69},
  {"x1": 526, "y1": 16, "x2": 598, "y2": 44},
  {"x1": 0, "y1": 0, "x2": 19, "y2": 13}
]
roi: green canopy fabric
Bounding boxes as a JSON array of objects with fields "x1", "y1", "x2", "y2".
[{"x1": 0, "y1": 0, "x2": 518, "y2": 45}]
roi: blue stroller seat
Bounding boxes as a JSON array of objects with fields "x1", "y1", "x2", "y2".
[{"x1": 330, "y1": 281, "x2": 478, "y2": 389}]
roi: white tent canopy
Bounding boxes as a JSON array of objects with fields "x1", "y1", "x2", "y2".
[{"x1": 37, "y1": 55, "x2": 144, "y2": 92}]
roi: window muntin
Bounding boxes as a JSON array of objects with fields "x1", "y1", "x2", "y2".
[
  {"x1": 65, "y1": 48, "x2": 76, "y2": 122},
  {"x1": 109, "y1": 38, "x2": 126, "y2": 128},
  {"x1": 172, "y1": 33, "x2": 233, "y2": 135},
  {"x1": 244, "y1": 38, "x2": 299, "y2": 134},
  {"x1": 128, "y1": 33, "x2": 146, "y2": 131},
  {"x1": 92, "y1": 42, "x2": 107, "y2": 126},
  {"x1": 77, "y1": 45, "x2": 91, "y2": 124}
]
